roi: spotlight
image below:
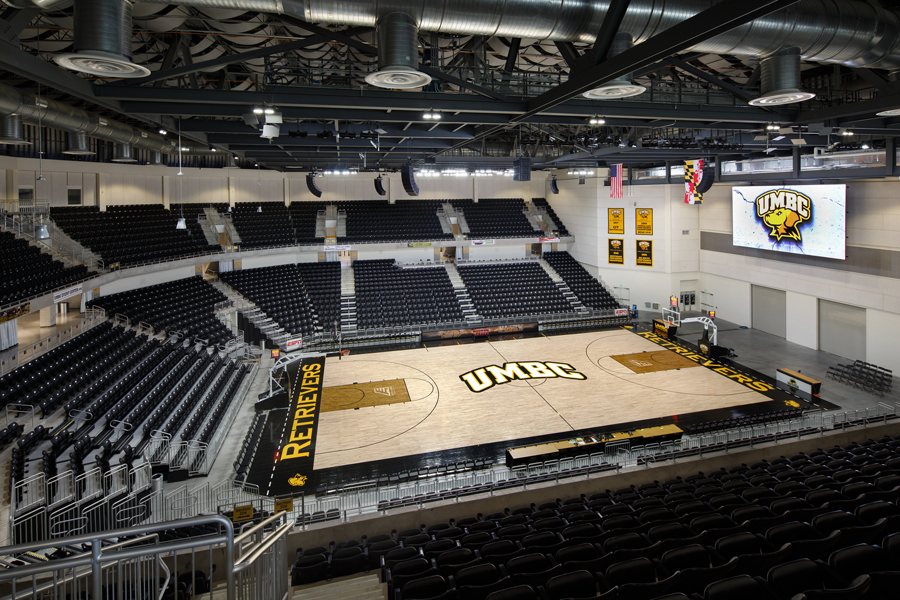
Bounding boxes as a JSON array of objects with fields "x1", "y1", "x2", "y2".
[
  {"x1": 159, "y1": 129, "x2": 167, "y2": 135},
  {"x1": 862, "y1": 143, "x2": 871, "y2": 149},
  {"x1": 264, "y1": 108, "x2": 275, "y2": 115},
  {"x1": 252, "y1": 107, "x2": 264, "y2": 115},
  {"x1": 766, "y1": 123, "x2": 779, "y2": 131},
  {"x1": 210, "y1": 146, "x2": 217, "y2": 152},
  {"x1": 588, "y1": 116, "x2": 605, "y2": 125},
  {"x1": 422, "y1": 111, "x2": 441, "y2": 120}
]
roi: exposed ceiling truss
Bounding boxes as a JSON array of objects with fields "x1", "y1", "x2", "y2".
[{"x1": 1, "y1": 1, "x2": 899, "y2": 171}]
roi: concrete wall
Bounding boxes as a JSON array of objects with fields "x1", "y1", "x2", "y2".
[
  {"x1": 99, "y1": 266, "x2": 195, "y2": 296},
  {"x1": 0, "y1": 156, "x2": 550, "y2": 208},
  {"x1": 468, "y1": 244, "x2": 529, "y2": 261}
]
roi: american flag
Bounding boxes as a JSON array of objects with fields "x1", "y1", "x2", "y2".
[{"x1": 610, "y1": 164, "x2": 623, "y2": 198}]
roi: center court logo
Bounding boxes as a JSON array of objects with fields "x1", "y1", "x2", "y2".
[
  {"x1": 755, "y1": 188, "x2": 812, "y2": 242},
  {"x1": 374, "y1": 386, "x2": 395, "y2": 396},
  {"x1": 460, "y1": 361, "x2": 585, "y2": 393}
]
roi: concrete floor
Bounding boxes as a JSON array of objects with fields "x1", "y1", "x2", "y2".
[{"x1": 657, "y1": 311, "x2": 899, "y2": 415}]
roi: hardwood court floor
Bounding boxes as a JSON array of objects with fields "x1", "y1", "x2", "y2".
[
  {"x1": 313, "y1": 329, "x2": 770, "y2": 470},
  {"x1": 610, "y1": 350, "x2": 701, "y2": 374},
  {"x1": 321, "y1": 379, "x2": 411, "y2": 413}
]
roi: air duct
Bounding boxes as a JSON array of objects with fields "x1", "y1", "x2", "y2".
[
  {"x1": 364, "y1": 12, "x2": 432, "y2": 89},
  {"x1": 86, "y1": 0, "x2": 900, "y2": 72},
  {"x1": 54, "y1": 0, "x2": 150, "y2": 78},
  {"x1": 0, "y1": 114, "x2": 32, "y2": 145},
  {"x1": 63, "y1": 131, "x2": 95, "y2": 155},
  {"x1": 749, "y1": 47, "x2": 816, "y2": 106},
  {"x1": 0, "y1": 82, "x2": 174, "y2": 154},
  {"x1": 112, "y1": 142, "x2": 137, "y2": 162},
  {"x1": 583, "y1": 33, "x2": 646, "y2": 99}
]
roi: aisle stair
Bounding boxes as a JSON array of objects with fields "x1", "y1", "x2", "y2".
[
  {"x1": 341, "y1": 267, "x2": 356, "y2": 295},
  {"x1": 200, "y1": 209, "x2": 224, "y2": 246},
  {"x1": 436, "y1": 207, "x2": 453, "y2": 234},
  {"x1": 444, "y1": 264, "x2": 481, "y2": 320},
  {"x1": 539, "y1": 259, "x2": 587, "y2": 312}
]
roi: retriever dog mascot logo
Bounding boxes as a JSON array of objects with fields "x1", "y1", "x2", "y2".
[{"x1": 755, "y1": 189, "x2": 812, "y2": 243}]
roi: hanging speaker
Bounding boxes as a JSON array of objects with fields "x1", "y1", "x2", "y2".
[
  {"x1": 306, "y1": 173, "x2": 323, "y2": 198},
  {"x1": 696, "y1": 166, "x2": 715, "y2": 194},
  {"x1": 374, "y1": 175, "x2": 386, "y2": 196},
  {"x1": 549, "y1": 177, "x2": 559, "y2": 195},
  {"x1": 513, "y1": 158, "x2": 531, "y2": 181},
  {"x1": 401, "y1": 164, "x2": 419, "y2": 196}
]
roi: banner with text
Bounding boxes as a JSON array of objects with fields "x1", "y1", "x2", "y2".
[
  {"x1": 608, "y1": 208, "x2": 624, "y2": 234},
  {"x1": 635, "y1": 208, "x2": 653, "y2": 235},
  {"x1": 53, "y1": 285, "x2": 83, "y2": 304},
  {"x1": 608, "y1": 238, "x2": 624, "y2": 264},
  {"x1": 636, "y1": 240, "x2": 653, "y2": 266},
  {"x1": 269, "y1": 356, "x2": 325, "y2": 495}
]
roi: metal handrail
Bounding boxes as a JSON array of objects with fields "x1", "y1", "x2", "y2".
[{"x1": 0, "y1": 515, "x2": 236, "y2": 600}]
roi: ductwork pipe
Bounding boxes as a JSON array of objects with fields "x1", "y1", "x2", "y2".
[
  {"x1": 112, "y1": 142, "x2": 137, "y2": 162},
  {"x1": 750, "y1": 47, "x2": 816, "y2": 106},
  {"x1": 582, "y1": 33, "x2": 646, "y2": 99},
  {"x1": 0, "y1": 82, "x2": 175, "y2": 153},
  {"x1": 0, "y1": 114, "x2": 32, "y2": 145},
  {"x1": 54, "y1": 0, "x2": 151, "y2": 77},
  {"x1": 63, "y1": 131, "x2": 95, "y2": 155},
  {"x1": 83, "y1": 0, "x2": 900, "y2": 71},
  {"x1": 365, "y1": 12, "x2": 432, "y2": 89}
]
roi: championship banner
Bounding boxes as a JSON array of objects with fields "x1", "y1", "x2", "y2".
[
  {"x1": 268, "y1": 356, "x2": 325, "y2": 495},
  {"x1": 635, "y1": 208, "x2": 653, "y2": 235},
  {"x1": 608, "y1": 208, "x2": 624, "y2": 234},
  {"x1": 608, "y1": 238, "x2": 624, "y2": 264},
  {"x1": 636, "y1": 240, "x2": 653, "y2": 267},
  {"x1": 684, "y1": 159, "x2": 704, "y2": 204}
]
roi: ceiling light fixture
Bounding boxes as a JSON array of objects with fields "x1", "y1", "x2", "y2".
[
  {"x1": 159, "y1": 128, "x2": 167, "y2": 135},
  {"x1": 588, "y1": 116, "x2": 605, "y2": 125},
  {"x1": 253, "y1": 107, "x2": 264, "y2": 115}
]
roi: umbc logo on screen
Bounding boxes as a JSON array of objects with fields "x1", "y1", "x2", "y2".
[
  {"x1": 460, "y1": 362, "x2": 585, "y2": 393},
  {"x1": 755, "y1": 189, "x2": 812, "y2": 242}
]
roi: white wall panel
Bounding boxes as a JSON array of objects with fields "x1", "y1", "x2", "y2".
[{"x1": 819, "y1": 299, "x2": 866, "y2": 361}]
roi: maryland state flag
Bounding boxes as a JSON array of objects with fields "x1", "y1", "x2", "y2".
[{"x1": 684, "y1": 159, "x2": 704, "y2": 204}]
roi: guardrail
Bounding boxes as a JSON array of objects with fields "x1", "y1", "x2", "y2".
[{"x1": 0, "y1": 308, "x2": 107, "y2": 377}]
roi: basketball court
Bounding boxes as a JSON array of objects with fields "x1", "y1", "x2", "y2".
[
  {"x1": 310, "y1": 327, "x2": 797, "y2": 470},
  {"x1": 248, "y1": 325, "x2": 830, "y2": 495}
]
